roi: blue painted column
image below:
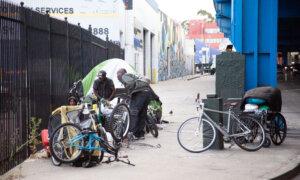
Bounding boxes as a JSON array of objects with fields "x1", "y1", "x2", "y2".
[
  {"x1": 231, "y1": 0, "x2": 243, "y2": 52},
  {"x1": 257, "y1": 0, "x2": 278, "y2": 88},
  {"x1": 230, "y1": 0, "x2": 278, "y2": 90}
]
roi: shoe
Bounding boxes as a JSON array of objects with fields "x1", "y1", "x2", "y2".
[
  {"x1": 127, "y1": 132, "x2": 145, "y2": 141},
  {"x1": 134, "y1": 134, "x2": 145, "y2": 140},
  {"x1": 130, "y1": 134, "x2": 145, "y2": 141},
  {"x1": 137, "y1": 135, "x2": 145, "y2": 140},
  {"x1": 132, "y1": 135, "x2": 139, "y2": 140},
  {"x1": 127, "y1": 132, "x2": 134, "y2": 141}
]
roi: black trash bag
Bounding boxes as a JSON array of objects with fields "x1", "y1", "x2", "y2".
[
  {"x1": 241, "y1": 86, "x2": 282, "y2": 112},
  {"x1": 48, "y1": 114, "x2": 62, "y2": 138}
]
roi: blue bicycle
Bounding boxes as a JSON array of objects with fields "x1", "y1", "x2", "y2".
[{"x1": 49, "y1": 112, "x2": 134, "y2": 167}]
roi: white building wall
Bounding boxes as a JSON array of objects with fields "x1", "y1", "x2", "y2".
[
  {"x1": 124, "y1": 0, "x2": 160, "y2": 83},
  {"x1": 124, "y1": 10, "x2": 135, "y2": 66},
  {"x1": 11, "y1": 0, "x2": 126, "y2": 46},
  {"x1": 183, "y1": 39, "x2": 195, "y2": 74}
]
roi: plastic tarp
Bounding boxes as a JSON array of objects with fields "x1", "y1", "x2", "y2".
[
  {"x1": 241, "y1": 86, "x2": 282, "y2": 112},
  {"x1": 82, "y1": 58, "x2": 138, "y2": 97}
]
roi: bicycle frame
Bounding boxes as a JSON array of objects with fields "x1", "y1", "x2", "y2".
[
  {"x1": 197, "y1": 101, "x2": 252, "y2": 139},
  {"x1": 69, "y1": 131, "x2": 116, "y2": 155}
]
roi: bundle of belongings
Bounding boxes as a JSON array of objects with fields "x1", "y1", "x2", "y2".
[{"x1": 240, "y1": 86, "x2": 282, "y2": 112}]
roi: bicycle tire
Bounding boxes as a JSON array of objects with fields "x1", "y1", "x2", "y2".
[
  {"x1": 177, "y1": 117, "x2": 216, "y2": 153},
  {"x1": 270, "y1": 113, "x2": 287, "y2": 145},
  {"x1": 233, "y1": 115, "x2": 265, "y2": 152},
  {"x1": 96, "y1": 126, "x2": 107, "y2": 163},
  {"x1": 108, "y1": 103, "x2": 130, "y2": 142},
  {"x1": 51, "y1": 155, "x2": 62, "y2": 166},
  {"x1": 50, "y1": 123, "x2": 83, "y2": 163},
  {"x1": 263, "y1": 137, "x2": 271, "y2": 148},
  {"x1": 147, "y1": 114, "x2": 159, "y2": 138}
]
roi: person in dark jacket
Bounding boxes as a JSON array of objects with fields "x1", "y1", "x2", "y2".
[
  {"x1": 93, "y1": 70, "x2": 115, "y2": 101},
  {"x1": 117, "y1": 68, "x2": 158, "y2": 139}
]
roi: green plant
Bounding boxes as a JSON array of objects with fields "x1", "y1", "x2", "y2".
[
  {"x1": 10, "y1": 117, "x2": 42, "y2": 159},
  {"x1": 181, "y1": 20, "x2": 190, "y2": 32},
  {"x1": 197, "y1": 9, "x2": 215, "y2": 22},
  {"x1": 28, "y1": 117, "x2": 42, "y2": 153}
]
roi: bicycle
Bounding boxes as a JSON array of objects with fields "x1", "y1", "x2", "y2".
[
  {"x1": 67, "y1": 80, "x2": 131, "y2": 143},
  {"x1": 49, "y1": 103, "x2": 134, "y2": 167},
  {"x1": 145, "y1": 105, "x2": 159, "y2": 138},
  {"x1": 242, "y1": 109, "x2": 287, "y2": 147},
  {"x1": 107, "y1": 102, "x2": 131, "y2": 142},
  {"x1": 177, "y1": 94, "x2": 266, "y2": 153},
  {"x1": 115, "y1": 91, "x2": 160, "y2": 138}
]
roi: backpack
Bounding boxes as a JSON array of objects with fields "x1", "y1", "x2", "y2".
[{"x1": 122, "y1": 74, "x2": 150, "y2": 93}]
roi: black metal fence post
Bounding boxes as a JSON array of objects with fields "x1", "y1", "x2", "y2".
[
  {"x1": 106, "y1": 35, "x2": 109, "y2": 60},
  {"x1": 78, "y1": 23, "x2": 83, "y2": 76},
  {"x1": 20, "y1": 0, "x2": 29, "y2": 163},
  {"x1": 65, "y1": 17, "x2": 70, "y2": 85},
  {"x1": 46, "y1": 10, "x2": 52, "y2": 112}
]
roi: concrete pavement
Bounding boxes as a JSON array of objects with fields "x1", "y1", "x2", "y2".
[{"x1": 1, "y1": 75, "x2": 300, "y2": 180}]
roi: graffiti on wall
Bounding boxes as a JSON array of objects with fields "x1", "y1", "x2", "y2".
[{"x1": 158, "y1": 12, "x2": 188, "y2": 81}]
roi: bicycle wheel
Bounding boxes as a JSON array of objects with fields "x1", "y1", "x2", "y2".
[
  {"x1": 270, "y1": 113, "x2": 287, "y2": 145},
  {"x1": 51, "y1": 156, "x2": 62, "y2": 166},
  {"x1": 146, "y1": 114, "x2": 159, "y2": 138},
  {"x1": 50, "y1": 123, "x2": 83, "y2": 163},
  {"x1": 177, "y1": 117, "x2": 216, "y2": 153},
  {"x1": 233, "y1": 115, "x2": 265, "y2": 151},
  {"x1": 109, "y1": 103, "x2": 130, "y2": 142},
  {"x1": 96, "y1": 126, "x2": 107, "y2": 163}
]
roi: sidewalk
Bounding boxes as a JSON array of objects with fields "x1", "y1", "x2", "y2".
[{"x1": 2, "y1": 75, "x2": 300, "y2": 180}]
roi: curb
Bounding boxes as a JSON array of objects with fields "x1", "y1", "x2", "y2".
[{"x1": 272, "y1": 163, "x2": 300, "y2": 180}]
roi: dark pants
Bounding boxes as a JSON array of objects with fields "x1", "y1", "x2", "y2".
[{"x1": 129, "y1": 90, "x2": 152, "y2": 137}]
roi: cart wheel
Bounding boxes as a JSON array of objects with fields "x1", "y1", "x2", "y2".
[
  {"x1": 263, "y1": 138, "x2": 271, "y2": 148},
  {"x1": 51, "y1": 156, "x2": 62, "y2": 166},
  {"x1": 270, "y1": 113, "x2": 287, "y2": 145}
]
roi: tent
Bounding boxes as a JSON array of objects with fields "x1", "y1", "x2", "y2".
[{"x1": 82, "y1": 58, "x2": 138, "y2": 97}]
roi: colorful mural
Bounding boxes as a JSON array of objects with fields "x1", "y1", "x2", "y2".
[{"x1": 158, "y1": 12, "x2": 189, "y2": 81}]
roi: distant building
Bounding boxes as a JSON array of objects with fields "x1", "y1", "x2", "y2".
[
  {"x1": 186, "y1": 20, "x2": 227, "y2": 70},
  {"x1": 187, "y1": 20, "x2": 224, "y2": 49}
]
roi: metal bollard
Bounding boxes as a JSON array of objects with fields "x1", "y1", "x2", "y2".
[
  {"x1": 203, "y1": 94, "x2": 224, "y2": 150},
  {"x1": 215, "y1": 52, "x2": 245, "y2": 100}
]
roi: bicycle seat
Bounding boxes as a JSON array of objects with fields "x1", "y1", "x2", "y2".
[
  {"x1": 224, "y1": 98, "x2": 242, "y2": 108},
  {"x1": 230, "y1": 102, "x2": 238, "y2": 107},
  {"x1": 224, "y1": 101, "x2": 239, "y2": 108}
]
